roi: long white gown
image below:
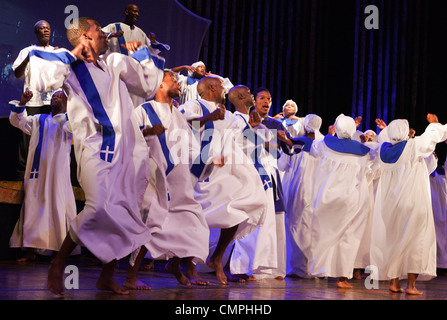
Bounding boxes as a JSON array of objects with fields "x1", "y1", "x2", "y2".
[
  {"x1": 430, "y1": 165, "x2": 447, "y2": 269},
  {"x1": 370, "y1": 122, "x2": 447, "y2": 281},
  {"x1": 27, "y1": 46, "x2": 164, "y2": 263},
  {"x1": 9, "y1": 107, "x2": 77, "y2": 253},
  {"x1": 309, "y1": 135, "x2": 376, "y2": 279},
  {"x1": 133, "y1": 100, "x2": 210, "y2": 264}
]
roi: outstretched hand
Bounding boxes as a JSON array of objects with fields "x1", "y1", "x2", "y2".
[
  {"x1": 121, "y1": 40, "x2": 142, "y2": 52},
  {"x1": 71, "y1": 43, "x2": 96, "y2": 63},
  {"x1": 19, "y1": 90, "x2": 33, "y2": 106}
]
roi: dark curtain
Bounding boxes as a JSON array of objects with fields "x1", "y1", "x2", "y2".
[{"x1": 178, "y1": 0, "x2": 445, "y2": 150}]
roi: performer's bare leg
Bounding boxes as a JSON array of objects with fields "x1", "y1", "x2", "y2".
[
  {"x1": 96, "y1": 259, "x2": 129, "y2": 295},
  {"x1": 123, "y1": 246, "x2": 151, "y2": 290},
  {"x1": 406, "y1": 273, "x2": 422, "y2": 295},
  {"x1": 207, "y1": 225, "x2": 238, "y2": 285},
  {"x1": 185, "y1": 257, "x2": 209, "y2": 286},
  {"x1": 47, "y1": 234, "x2": 77, "y2": 295},
  {"x1": 389, "y1": 277, "x2": 404, "y2": 293},
  {"x1": 166, "y1": 257, "x2": 190, "y2": 286}
]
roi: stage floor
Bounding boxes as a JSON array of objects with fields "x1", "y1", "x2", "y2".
[{"x1": 0, "y1": 257, "x2": 446, "y2": 301}]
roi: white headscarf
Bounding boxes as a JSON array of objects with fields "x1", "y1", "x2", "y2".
[
  {"x1": 334, "y1": 114, "x2": 356, "y2": 139},
  {"x1": 386, "y1": 119, "x2": 409, "y2": 145},
  {"x1": 304, "y1": 114, "x2": 322, "y2": 133},
  {"x1": 188, "y1": 61, "x2": 205, "y2": 77}
]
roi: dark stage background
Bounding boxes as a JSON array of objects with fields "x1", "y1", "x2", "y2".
[{"x1": 1, "y1": 0, "x2": 447, "y2": 162}]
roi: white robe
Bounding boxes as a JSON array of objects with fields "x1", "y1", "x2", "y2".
[
  {"x1": 12, "y1": 45, "x2": 58, "y2": 107},
  {"x1": 429, "y1": 166, "x2": 447, "y2": 269},
  {"x1": 228, "y1": 112, "x2": 278, "y2": 277},
  {"x1": 370, "y1": 123, "x2": 447, "y2": 280},
  {"x1": 278, "y1": 137, "x2": 321, "y2": 277},
  {"x1": 133, "y1": 101, "x2": 209, "y2": 264},
  {"x1": 179, "y1": 99, "x2": 267, "y2": 240},
  {"x1": 309, "y1": 135, "x2": 376, "y2": 279},
  {"x1": 9, "y1": 105, "x2": 77, "y2": 253},
  {"x1": 27, "y1": 46, "x2": 164, "y2": 263}
]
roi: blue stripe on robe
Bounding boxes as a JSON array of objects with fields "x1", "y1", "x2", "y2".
[
  {"x1": 29, "y1": 114, "x2": 50, "y2": 179},
  {"x1": 295, "y1": 136, "x2": 314, "y2": 152},
  {"x1": 29, "y1": 50, "x2": 76, "y2": 65},
  {"x1": 380, "y1": 141, "x2": 407, "y2": 164},
  {"x1": 324, "y1": 134, "x2": 370, "y2": 155},
  {"x1": 115, "y1": 23, "x2": 129, "y2": 55},
  {"x1": 71, "y1": 61, "x2": 116, "y2": 163},
  {"x1": 140, "y1": 102, "x2": 175, "y2": 176},
  {"x1": 10, "y1": 104, "x2": 26, "y2": 114},
  {"x1": 236, "y1": 114, "x2": 272, "y2": 190},
  {"x1": 190, "y1": 100, "x2": 214, "y2": 179},
  {"x1": 131, "y1": 47, "x2": 165, "y2": 71}
]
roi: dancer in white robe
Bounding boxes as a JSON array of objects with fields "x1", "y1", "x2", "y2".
[
  {"x1": 309, "y1": 114, "x2": 377, "y2": 288},
  {"x1": 278, "y1": 114, "x2": 323, "y2": 278},
  {"x1": 126, "y1": 70, "x2": 210, "y2": 288},
  {"x1": 179, "y1": 77, "x2": 267, "y2": 284},
  {"x1": 27, "y1": 17, "x2": 164, "y2": 295},
  {"x1": 9, "y1": 90, "x2": 79, "y2": 261},
  {"x1": 430, "y1": 163, "x2": 447, "y2": 271},
  {"x1": 370, "y1": 116, "x2": 447, "y2": 294},
  {"x1": 273, "y1": 100, "x2": 306, "y2": 138},
  {"x1": 226, "y1": 85, "x2": 277, "y2": 280}
]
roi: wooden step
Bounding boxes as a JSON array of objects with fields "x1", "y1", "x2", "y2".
[{"x1": 0, "y1": 181, "x2": 85, "y2": 205}]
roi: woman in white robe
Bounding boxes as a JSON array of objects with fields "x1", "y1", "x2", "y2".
[
  {"x1": 278, "y1": 114, "x2": 323, "y2": 278},
  {"x1": 308, "y1": 115, "x2": 377, "y2": 288},
  {"x1": 370, "y1": 118, "x2": 447, "y2": 294}
]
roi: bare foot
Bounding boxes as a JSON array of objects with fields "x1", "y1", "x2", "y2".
[
  {"x1": 405, "y1": 287, "x2": 423, "y2": 295},
  {"x1": 206, "y1": 258, "x2": 227, "y2": 285},
  {"x1": 353, "y1": 269, "x2": 362, "y2": 280},
  {"x1": 17, "y1": 250, "x2": 36, "y2": 263},
  {"x1": 336, "y1": 279, "x2": 353, "y2": 289},
  {"x1": 140, "y1": 259, "x2": 154, "y2": 271},
  {"x1": 96, "y1": 277, "x2": 129, "y2": 295},
  {"x1": 234, "y1": 274, "x2": 257, "y2": 282},
  {"x1": 123, "y1": 278, "x2": 151, "y2": 290},
  {"x1": 186, "y1": 268, "x2": 209, "y2": 286},
  {"x1": 389, "y1": 285, "x2": 404, "y2": 293},
  {"x1": 275, "y1": 276, "x2": 285, "y2": 280},
  {"x1": 47, "y1": 261, "x2": 65, "y2": 295},
  {"x1": 166, "y1": 261, "x2": 191, "y2": 287}
]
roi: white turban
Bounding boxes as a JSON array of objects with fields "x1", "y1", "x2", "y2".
[
  {"x1": 386, "y1": 119, "x2": 409, "y2": 144},
  {"x1": 334, "y1": 114, "x2": 356, "y2": 139},
  {"x1": 304, "y1": 114, "x2": 322, "y2": 133},
  {"x1": 188, "y1": 61, "x2": 205, "y2": 77}
]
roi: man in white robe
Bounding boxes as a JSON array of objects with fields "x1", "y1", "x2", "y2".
[
  {"x1": 370, "y1": 116, "x2": 447, "y2": 294},
  {"x1": 9, "y1": 90, "x2": 79, "y2": 261},
  {"x1": 179, "y1": 77, "x2": 267, "y2": 284},
  {"x1": 12, "y1": 20, "x2": 59, "y2": 180},
  {"x1": 102, "y1": 3, "x2": 170, "y2": 107},
  {"x1": 27, "y1": 17, "x2": 164, "y2": 295},
  {"x1": 309, "y1": 114, "x2": 377, "y2": 288},
  {"x1": 125, "y1": 70, "x2": 210, "y2": 288}
]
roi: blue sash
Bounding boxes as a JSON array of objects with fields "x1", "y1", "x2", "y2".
[
  {"x1": 324, "y1": 134, "x2": 370, "y2": 155},
  {"x1": 190, "y1": 101, "x2": 214, "y2": 179},
  {"x1": 237, "y1": 114, "x2": 272, "y2": 190},
  {"x1": 141, "y1": 102, "x2": 174, "y2": 176},
  {"x1": 30, "y1": 114, "x2": 50, "y2": 179},
  {"x1": 115, "y1": 23, "x2": 129, "y2": 55},
  {"x1": 380, "y1": 141, "x2": 407, "y2": 164},
  {"x1": 71, "y1": 61, "x2": 116, "y2": 163}
]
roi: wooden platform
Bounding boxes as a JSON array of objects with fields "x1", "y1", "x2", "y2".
[
  {"x1": 0, "y1": 257, "x2": 446, "y2": 303},
  {"x1": 0, "y1": 181, "x2": 85, "y2": 205}
]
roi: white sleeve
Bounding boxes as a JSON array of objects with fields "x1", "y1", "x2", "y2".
[
  {"x1": 28, "y1": 48, "x2": 75, "y2": 93},
  {"x1": 414, "y1": 123, "x2": 447, "y2": 159},
  {"x1": 106, "y1": 46, "x2": 165, "y2": 102},
  {"x1": 8, "y1": 101, "x2": 34, "y2": 135}
]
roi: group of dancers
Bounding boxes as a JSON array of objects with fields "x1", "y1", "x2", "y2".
[{"x1": 7, "y1": 4, "x2": 447, "y2": 296}]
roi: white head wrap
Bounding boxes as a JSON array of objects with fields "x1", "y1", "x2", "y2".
[
  {"x1": 334, "y1": 114, "x2": 356, "y2": 139},
  {"x1": 282, "y1": 100, "x2": 298, "y2": 113},
  {"x1": 386, "y1": 119, "x2": 409, "y2": 144},
  {"x1": 188, "y1": 61, "x2": 205, "y2": 77},
  {"x1": 304, "y1": 114, "x2": 322, "y2": 133}
]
